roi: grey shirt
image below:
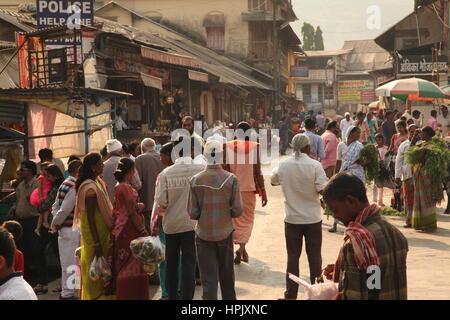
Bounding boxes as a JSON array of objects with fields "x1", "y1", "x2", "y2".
[{"x1": 135, "y1": 150, "x2": 165, "y2": 212}]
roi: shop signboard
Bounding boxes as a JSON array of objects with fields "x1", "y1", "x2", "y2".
[
  {"x1": 36, "y1": 0, "x2": 94, "y2": 45},
  {"x1": 291, "y1": 66, "x2": 309, "y2": 77},
  {"x1": 397, "y1": 55, "x2": 447, "y2": 75},
  {"x1": 338, "y1": 79, "x2": 375, "y2": 102}
]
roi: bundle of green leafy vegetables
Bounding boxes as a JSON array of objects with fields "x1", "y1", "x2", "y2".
[
  {"x1": 380, "y1": 207, "x2": 403, "y2": 216},
  {"x1": 359, "y1": 143, "x2": 380, "y2": 185},
  {"x1": 405, "y1": 137, "x2": 450, "y2": 203}
]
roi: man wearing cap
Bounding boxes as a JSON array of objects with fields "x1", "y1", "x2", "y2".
[
  {"x1": 340, "y1": 113, "x2": 353, "y2": 142},
  {"x1": 188, "y1": 140, "x2": 242, "y2": 300},
  {"x1": 271, "y1": 134, "x2": 328, "y2": 300},
  {"x1": 103, "y1": 139, "x2": 141, "y2": 202}
]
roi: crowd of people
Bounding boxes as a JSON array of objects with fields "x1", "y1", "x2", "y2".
[
  {"x1": 0, "y1": 107, "x2": 448, "y2": 300},
  {"x1": 277, "y1": 107, "x2": 449, "y2": 233}
]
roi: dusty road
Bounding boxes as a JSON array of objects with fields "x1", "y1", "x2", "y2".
[{"x1": 39, "y1": 154, "x2": 450, "y2": 300}]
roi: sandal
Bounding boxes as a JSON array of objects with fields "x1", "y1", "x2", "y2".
[
  {"x1": 234, "y1": 251, "x2": 241, "y2": 265},
  {"x1": 33, "y1": 284, "x2": 48, "y2": 294}
]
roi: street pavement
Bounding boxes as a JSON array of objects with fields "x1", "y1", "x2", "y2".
[{"x1": 39, "y1": 152, "x2": 450, "y2": 300}]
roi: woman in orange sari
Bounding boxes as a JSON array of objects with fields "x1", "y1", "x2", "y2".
[
  {"x1": 112, "y1": 158, "x2": 149, "y2": 300},
  {"x1": 224, "y1": 121, "x2": 267, "y2": 265}
]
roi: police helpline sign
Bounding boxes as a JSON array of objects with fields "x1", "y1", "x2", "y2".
[{"x1": 36, "y1": 0, "x2": 93, "y2": 44}]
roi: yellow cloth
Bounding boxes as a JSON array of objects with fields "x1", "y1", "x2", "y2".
[{"x1": 79, "y1": 179, "x2": 115, "y2": 300}]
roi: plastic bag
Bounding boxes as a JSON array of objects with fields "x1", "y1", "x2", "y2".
[
  {"x1": 89, "y1": 256, "x2": 112, "y2": 282},
  {"x1": 130, "y1": 236, "x2": 165, "y2": 264},
  {"x1": 289, "y1": 273, "x2": 338, "y2": 300}
]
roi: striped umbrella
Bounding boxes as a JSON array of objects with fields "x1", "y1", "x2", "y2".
[{"x1": 375, "y1": 77, "x2": 445, "y2": 101}]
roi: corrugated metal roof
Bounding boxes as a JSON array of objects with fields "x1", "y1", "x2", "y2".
[
  {"x1": 304, "y1": 49, "x2": 351, "y2": 57},
  {"x1": 341, "y1": 40, "x2": 392, "y2": 73},
  {"x1": 0, "y1": 50, "x2": 19, "y2": 89},
  {"x1": 0, "y1": 9, "x2": 35, "y2": 32},
  {"x1": 95, "y1": 9, "x2": 273, "y2": 90}
]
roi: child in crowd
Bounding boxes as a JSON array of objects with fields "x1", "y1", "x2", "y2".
[
  {"x1": 374, "y1": 133, "x2": 388, "y2": 206},
  {"x1": 30, "y1": 162, "x2": 52, "y2": 235},
  {"x1": 1, "y1": 220, "x2": 24, "y2": 273}
]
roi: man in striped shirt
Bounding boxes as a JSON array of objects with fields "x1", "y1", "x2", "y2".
[
  {"x1": 51, "y1": 160, "x2": 82, "y2": 300},
  {"x1": 188, "y1": 140, "x2": 242, "y2": 300}
]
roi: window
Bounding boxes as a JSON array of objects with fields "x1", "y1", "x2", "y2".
[
  {"x1": 249, "y1": 22, "x2": 271, "y2": 59},
  {"x1": 302, "y1": 84, "x2": 311, "y2": 103},
  {"x1": 249, "y1": 0, "x2": 267, "y2": 11},
  {"x1": 325, "y1": 86, "x2": 334, "y2": 100},
  {"x1": 206, "y1": 27, "x2": 225, "y2": 51},
  {"x1": 318, "y1": 85, "x2": 324, "y2": 103}
]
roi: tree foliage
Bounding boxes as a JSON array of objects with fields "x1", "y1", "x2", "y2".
[
  {"x1": 301, "y1": 22, "x2": 316, "y2": 51},
  {"x1": 314, "y1": 26, "x2": 324, "y2": 50}
]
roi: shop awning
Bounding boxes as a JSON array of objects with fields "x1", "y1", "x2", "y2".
[
  {"x1": 141, "y1": 46, "x2": 199, "y2": 68},
  {"x1": 140, "y1": 73, "x2": 163, "y2": 90},
  {"x1": 188, "y1": 70, "x2": 209, "y2": 83}
]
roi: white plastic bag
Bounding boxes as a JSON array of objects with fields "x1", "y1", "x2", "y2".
[
  {"x1": 130, "y1": 236, "x2": 165, "y2": 264},
  {"x1": 89, "y1": 256, "x2": 112, "y2": 282},
  {"x1": 288, "y1": 273, "x2": 338, "y2": 300}
]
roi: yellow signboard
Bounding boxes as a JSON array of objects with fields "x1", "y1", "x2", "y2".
[{"x1": 338, "y1": 80, "x2": 375, "y2": 102}]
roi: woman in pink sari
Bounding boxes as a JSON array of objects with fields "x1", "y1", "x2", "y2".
[{"x1": 112, "y1": 157, "x2": 149, "y2": 300}]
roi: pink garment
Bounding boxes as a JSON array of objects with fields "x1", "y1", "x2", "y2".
[
  {"x1": 321, "y1": 130, "x2": 339, "y2": 170},
  {"x1": 150, "y1": 174, "x2": 164, "y2": 232},
  {"x1": 226, "y1": 141, "x2": 257, "y2": 192},
  {"x1": 427, "y1": 117, "x2": 438, "y2": 131},
  {"x1": 30, "y1": 174, "x2": 52, "y2": 207},
  {"x1": 232, "y1": 191, "x2": 256, "y2": 244},
  {"x1": 377, "y1": 145, "x2": 388, "y2": 161},
  {"x1": 112, "y1": 183, "x2": 140, "y2": 238}
]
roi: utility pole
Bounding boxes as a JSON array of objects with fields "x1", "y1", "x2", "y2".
[{"x1": 272, "y1": 0, "x2": 280, "y2": 120}]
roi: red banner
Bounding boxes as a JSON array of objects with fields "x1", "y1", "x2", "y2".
[{"x1": 16, "y1": 34, "x2": 44, "y2": 88}]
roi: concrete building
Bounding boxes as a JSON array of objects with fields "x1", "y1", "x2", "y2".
[
  {"x1": 293, "y1": 49, "x2": 350, "y2": 114},
  {"x1": 336, "y1": 40, "x2": 392, "y2": 113},
  {"x1": 99, "y1": 0, "x2": 301, "y2": 107}
]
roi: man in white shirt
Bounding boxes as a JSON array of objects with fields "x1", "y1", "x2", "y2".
[
  {"x1": 395, "y1": 124, "x2": 419, "y2": 228},
  {"x1": 154, "y1": 136, "x2": 205, "y2": 300},
  {"x1": 340, "y1": 112, "x2": 353, "y2": 142},
  {"x1": 438, "y1": 105, "x2": 449, "y2": 137},
  {"x1": 51, "y1": 160, "x2": 82, "y2": 300},
  {"x1": 0, "y1": 228, "x2": 37, "y2": 300},
  {"x1": 271, "y1": 134, "x2": 328, "y2": 300}
]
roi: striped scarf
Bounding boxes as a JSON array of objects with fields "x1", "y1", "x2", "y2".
[
  {"x1": 333, "y1": 204, "x2": 380, "y2": 282},
  {"x1": 57, "y1": 176, "x2": 76, "y2": 206}
]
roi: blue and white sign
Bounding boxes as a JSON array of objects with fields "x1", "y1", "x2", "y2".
[{"x1": 37, "y1": 0, "x2": 93, "y2": 44}]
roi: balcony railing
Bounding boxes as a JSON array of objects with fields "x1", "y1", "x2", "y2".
[{"x1": 249, "y1": 41, "x2": 273, "y2": 61}]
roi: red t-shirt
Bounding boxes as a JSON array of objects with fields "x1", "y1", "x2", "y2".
[{"x1": 14, "y1": 250, "x2": 24, "y2": 273}]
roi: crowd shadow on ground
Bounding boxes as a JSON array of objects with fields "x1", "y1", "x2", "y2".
[
  {"x1": 407, "y1": 237, "x2": 450, "y2": 251},
  {"x1": 234, "y1": 257, "x2": 286, "y2": 289}
]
